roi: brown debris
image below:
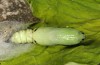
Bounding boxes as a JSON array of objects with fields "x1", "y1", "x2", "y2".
[{"x1": 0, "y1": 0, "x2": 39, "y2": 22}]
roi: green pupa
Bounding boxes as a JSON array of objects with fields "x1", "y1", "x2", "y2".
[{"x1": 11, "y1": 27, "x2": 85, "y2": 45}]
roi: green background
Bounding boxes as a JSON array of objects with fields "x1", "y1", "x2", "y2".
[{"x1": 0, "y1": 0, "x2": 100, "y2": 65}]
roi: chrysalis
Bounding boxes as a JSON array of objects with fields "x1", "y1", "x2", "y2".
[{"x1": 10, "y1": 27, "x2": 85, "y2": 45}]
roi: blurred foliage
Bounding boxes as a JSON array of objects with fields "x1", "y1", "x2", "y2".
[{"x1": 0, "y1": 0, "x2": 100, "y2": 65}]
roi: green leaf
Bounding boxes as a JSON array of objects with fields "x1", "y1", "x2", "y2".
[{"x1": 1, "y1": 0, "x2": 100, "y2": 65}]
